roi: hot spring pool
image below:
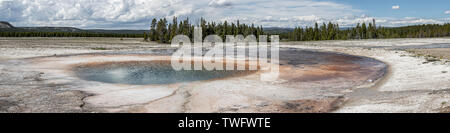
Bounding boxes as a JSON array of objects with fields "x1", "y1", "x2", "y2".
[{"x1": 75, "y1": 61, "x2": 256, "y2": 85}]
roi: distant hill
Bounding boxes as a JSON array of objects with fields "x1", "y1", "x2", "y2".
[
  {"x1": 86, "y1": 29, "x2": 149, "y2": 34},
  {"x1": 0, "y1": 21, "x2": 14, "y2": 28},
  {"x1": 19, "y1": 27, "x2": 85, "y2": 32},
  {"x1": 1, "y1": 27, "x2": 149, "y2": 34},
  {"x1": 0, "y1": 21, "x2": 148, "y2": 34},
  {"x1": 263, "y1": 27, "x2": 294, "y2": 34}
]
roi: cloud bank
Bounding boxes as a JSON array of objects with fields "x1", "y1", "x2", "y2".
[
  {"x1": 392, "y1": 5, "x2": 400, "y2": 10},
  {"x1": 0, "y1": 0, "x2": 448, "y2": 29}
]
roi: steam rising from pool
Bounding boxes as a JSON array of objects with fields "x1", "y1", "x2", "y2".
[{"x1": 75, "y1": 61, "x2": 255, "y2": 85}]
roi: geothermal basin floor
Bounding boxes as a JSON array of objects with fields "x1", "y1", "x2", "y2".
[{"x1": 0, "y1": 37, "x2": 449, "y2": 113}]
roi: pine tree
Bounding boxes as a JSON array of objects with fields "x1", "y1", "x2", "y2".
[
  {"x1": 144, "y1": 32, "x2": 148, "y2": 41},
  {"x1": 171, "y1": 17, "x2": 178, "y2": 42},
  {"x1": 314, "y1": 22, "x2": 319, "y2": 40},
  {"x1": 150, "y1": 18, "x2": 157, "y2": 41},
  {"x1": 361, "y1": 22, "x2": 367, "y2": 39}
]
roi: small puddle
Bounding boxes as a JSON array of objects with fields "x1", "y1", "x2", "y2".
[{"x1": 75, "y1": 61, "x2": 256, "y2": 85}]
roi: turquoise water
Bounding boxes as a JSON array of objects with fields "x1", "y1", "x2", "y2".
[{"x1": 75, "y1": 61, "x2": 253, "y2": 85}]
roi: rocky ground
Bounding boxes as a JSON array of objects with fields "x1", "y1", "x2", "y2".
[{"x1": 0, "y1": 37, "x2": 449, "y2": 113}]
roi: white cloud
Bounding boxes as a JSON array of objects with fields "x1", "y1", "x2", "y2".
[
  {"x1": 445, "y1": 11, "x2": 450, "y2": 14},
  {"x1": 296, "y1": 15, "x2": 321, "y2": 22},
  {"x1": 0, "y1": 0, "x2": 447, "y2": 29},
  {"x1": 392, "y1": 5, "x2": 400, "y2": 10},
  {"x1": 0, "y1": 0, "x2": 365, "y2": 29},
  {"x1": 209, "y1": 0, "x2": 232, "y2": 7},
  {"x1": 1, "y1": 0, "x2": 200, "y2": 29},
  {"x1": 387, "y1": 18, "x2": 443, "y2": 26},
  {"x1": 273, "y1": 15, "x2": 447, "y2": 28}
]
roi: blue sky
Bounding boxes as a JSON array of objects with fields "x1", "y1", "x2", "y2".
[
  {"x1": 0, "y1": 0, "x2": 449, "y2": 29},
  {"x1": 335, "y1": 0, "x2": 449, "y2": 18}
]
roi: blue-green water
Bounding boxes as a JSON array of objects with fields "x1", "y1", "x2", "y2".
[{"x1": 75, "y1": 61, "x2": 254, "y2": 85}]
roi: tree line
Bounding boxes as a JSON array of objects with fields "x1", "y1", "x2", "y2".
[
  {"x1": 283, "y1": 19, "x2": 450, "y2": 41},
  {"x1": 0, "y1": 31, "x2": 144, "y2": 38},
  {"x1": 1, "y1": 18, "x2": 449, "y2": 42},
  {"x1": 145, "y1": 17, "x2": 266, "y2": 43}
]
